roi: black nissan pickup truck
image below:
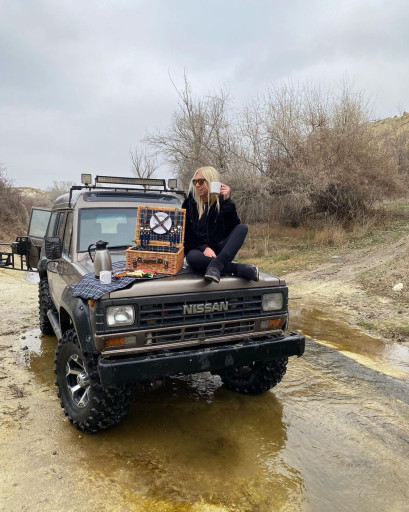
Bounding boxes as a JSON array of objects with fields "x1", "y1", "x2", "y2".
[{"x1": 18, "y1": 174, "x2": 305, "y2": 432}]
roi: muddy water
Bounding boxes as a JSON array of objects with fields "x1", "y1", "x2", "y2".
[
  {"x1": 14, "y1": 324, "x2": 409, "y2": 512},
  {"x1": 291, "y1": 301, "x2": 409, "y2": 380}
]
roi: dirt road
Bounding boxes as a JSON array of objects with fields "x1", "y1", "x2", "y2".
[{"x1": 0, "y1": 240, "x2": 408, "y2": 511}]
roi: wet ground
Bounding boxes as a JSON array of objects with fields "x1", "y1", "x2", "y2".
[
  {"x1": 291, "y1": 301, "x2": 409, "y2": 381},
  {"x1": 3, "y1": 321, "x2": 409, "y2": 511},
  {"x1": 1, "y1": 269, "x2": 409, "y2": 511}
]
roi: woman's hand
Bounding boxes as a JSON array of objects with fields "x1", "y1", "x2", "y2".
[
  {"x1": 220, "y1": 183, "x2": 230, "y2": 200},
  {"x1": 203, "y1": 247, "x2": 217, "y2": 258}
]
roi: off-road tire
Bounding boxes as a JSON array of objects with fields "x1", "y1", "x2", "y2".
[
  {"x1": 54, "y1": 328, "x2": 131, "y2": 433},
  {"x1": 219, "y1": 358, "x2": 288, "y2": 395},
  {"x1": 38, "y1": 278, "x2": 56, "y2": 335}
]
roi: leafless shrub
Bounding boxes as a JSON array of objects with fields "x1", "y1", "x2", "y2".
[
  {"x1": 143, "y1": 75, "x2": 403, "y2": 229},
  {"x1": 0, "y1": 164, "x2": 27, "y2": 239},
  {"x1": 349, "y1": 206, "x2": 393, "y2": 237},
  {"x1": 269, "y1": 192, "x2": 311, "y2": 227},
  {"x1": 223, "y1": 162, "x2": 272, "y2": 223},
  {"x1": 239, "y1": 79, "x2": 401, "y2": 225},
  {"x1": 314, "y1": 223, "x2": 347, "y2": 246}
]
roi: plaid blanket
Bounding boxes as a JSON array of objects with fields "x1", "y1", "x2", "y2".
[{"x1": 72, "y1": 261, "x2": 192, "y2": 300}]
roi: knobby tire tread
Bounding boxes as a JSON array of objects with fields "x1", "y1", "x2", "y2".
[
  {"x1": 54, "y1": 328, "x2": 131, "y2": 433},
  {"x1": 38, "y1": 278, "x2": 56, "y2": 335},
  {"x1": 220, "y1": 358, "x2": 288, "y2": 395}
]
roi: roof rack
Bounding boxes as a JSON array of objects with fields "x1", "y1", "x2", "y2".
[{"x1": 68, "y1": 174, "x2": 185, "y2": 207}]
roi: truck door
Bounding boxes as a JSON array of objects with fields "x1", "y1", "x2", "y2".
[
  {"x1": 48, "y1": 211, "x2": 80, "y2": 307},
  {"x1": 26, "y1": 207, "x2": 51, "y2": 269},
  {"x1": 47, "y1": 210, "x2": 67, "y2": 306}
]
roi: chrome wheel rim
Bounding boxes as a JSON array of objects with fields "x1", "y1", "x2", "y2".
[{"x1": 66, "y1": 353, "x2": 90, "y2": 408}]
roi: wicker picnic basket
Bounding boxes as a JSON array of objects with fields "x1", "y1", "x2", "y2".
[{"x1": 125, "y1": 205, "x2": 186, "y2": 275}]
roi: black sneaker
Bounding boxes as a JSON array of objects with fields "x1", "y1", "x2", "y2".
[
  {"x1": 236, "y1": 264, "x2": 259, "y2": 281},
  {"x1": 204, "y1": 265, "x2": 221, "y2": 283}
]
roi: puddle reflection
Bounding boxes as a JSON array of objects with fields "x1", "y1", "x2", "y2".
[
  {"x1": 17, "y1": 329, "x2": 56, "y2": 387},
  {"x1": 16, "y1": 311, "x2": 409, "y2": 511},
  {"x1": 291, "y1": 302, "x2": 409, "y2": 379},
  {"x1": 82, "y1": 380, "x2": 304, "y2": 509},
  {"x1": 24, "y1": 271, "x2": 40, "y2": 284},
  {"x1": 18, "y1": 330, "x2": 305, "y2": 510}
]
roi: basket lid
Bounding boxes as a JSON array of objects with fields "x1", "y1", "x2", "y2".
[{"x1": 135, "y1": 205, "x2": 186, "y2": 248}]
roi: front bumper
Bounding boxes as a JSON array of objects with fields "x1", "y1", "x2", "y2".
[{"x1": 98, "y1": 331, "x2": 305, "y2": 386}]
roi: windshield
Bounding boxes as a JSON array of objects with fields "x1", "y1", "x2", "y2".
[{"x1": 78, "y1": 208, "x2": 137, "y2": 252}]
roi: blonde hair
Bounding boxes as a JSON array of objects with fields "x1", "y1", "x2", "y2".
[{"x1": 189, "y1": 166, "x2": 221, "y2": 218}]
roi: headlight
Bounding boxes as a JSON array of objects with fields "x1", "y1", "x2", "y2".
[
  {"x1": 262, "y1": 293, "x2": 283, "y2": 311},
  {"x1": 106, "y1": 305, "x2": 135, "y2": 327}
]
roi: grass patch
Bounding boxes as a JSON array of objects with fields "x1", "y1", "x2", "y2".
[
  {"x1": 376, "y1": 321, "x2": 409, "y2": 342},
  {"x1": 357, "y1": 321, "x2": 376, "y2": 330}
]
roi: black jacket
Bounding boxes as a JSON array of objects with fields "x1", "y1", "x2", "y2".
[{"x1": 182, "y1": 193, "x2": 241, "y2": 253}]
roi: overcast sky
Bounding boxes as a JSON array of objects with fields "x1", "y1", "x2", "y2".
[{"x1": 1, "y1": 0, "x2": 408, "y2": 189}]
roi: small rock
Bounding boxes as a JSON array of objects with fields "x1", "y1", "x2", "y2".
[
  {"x1": 22, "y1": 346, "x2": 28, "y2": 351},
  {"x1": 331, "y1": 255, "x2": 341, "y2": 259},
  {"x1": 52, "y1": 450, "x2": 57, "y2": 455},
  {"x1": 21, "y1": 336, "x2": 26, "y2": 340},
  {"x1": 393, "y1": 283, "x2": 404, "y2": 292},
  {"x1": 398, "y1": 310, "x2": 403, "y2": 314}
]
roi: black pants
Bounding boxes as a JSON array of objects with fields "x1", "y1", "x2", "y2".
[{"x1": 186, "y1": 224, "x2": 248, "y2": 274}]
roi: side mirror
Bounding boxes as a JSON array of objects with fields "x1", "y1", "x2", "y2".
[{"x1": 45, "y1": 237, "x2": 62, "y2": 260}]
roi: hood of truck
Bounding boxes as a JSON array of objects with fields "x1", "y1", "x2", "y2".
[{"x1": 107, "y1": 270, "x2": 286, "y2": 299}]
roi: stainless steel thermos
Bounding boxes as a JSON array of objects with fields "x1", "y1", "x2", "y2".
[{"x1": 88, "y1": 240, "x2": 112, "y2": 277}]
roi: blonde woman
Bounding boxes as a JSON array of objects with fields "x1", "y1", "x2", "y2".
[{"x1": 182, "y1": 166, "x2": 259, "y2": 283}]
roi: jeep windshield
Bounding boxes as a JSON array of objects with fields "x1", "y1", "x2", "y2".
[{"x1": 78, "y1": 207, "x2": 138, "y2": 252}]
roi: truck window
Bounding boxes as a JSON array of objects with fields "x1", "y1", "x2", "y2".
[
  {"x1": 46, "y1": 212, "x2": 58, "y2": 237},
  {"x1": 27, "y1": 209, "x2": 51, "y2": 238},
  {"x1": 63, "y1": 212, "x2": 73, "y2": 257},
  {"x1": 56, "y1": 212, "x2": 66, "y2": 238}
]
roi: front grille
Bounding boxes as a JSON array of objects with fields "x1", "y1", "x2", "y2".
[
  {"x1": 146, "y1": 319, "x2": 255, "y2": 345},
  {"x1": 97, "y1": 288, "x2": 288, "y2": 347},
  {"x1": 139, "y1": 294, "x2": 263, "y2": 329}
]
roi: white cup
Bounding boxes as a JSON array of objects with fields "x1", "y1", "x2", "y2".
[
  {"x1": 99, "y1": 270, "x2": 112, "y2": 284},
  {"x1": 210, "y1": 181, "x2": 222, "y2": 194}
]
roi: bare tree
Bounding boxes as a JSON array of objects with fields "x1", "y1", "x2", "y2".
[
  {"x1": 143, "y1": 76, "x2": 403, "y2": 226},
  {"x1": 235, "y1": 79, "x2": 401, "y2": 224},
  {"x1": 145, "y1": 73, "x2": 233, "y2": 189},
  {"x1": 130, "y1": 145, "x2": 160, "y2": 180}
]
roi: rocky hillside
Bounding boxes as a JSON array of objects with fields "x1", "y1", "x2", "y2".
[
  {"x1": 374, "y1": 111, "x2": 409, "y2": 130},
  {"x1": 16, "y1": 187, "x2": 52, "y2": 207},
  {"x1": 0, "y1": 187, "x2": 51, "y2": 241}
]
